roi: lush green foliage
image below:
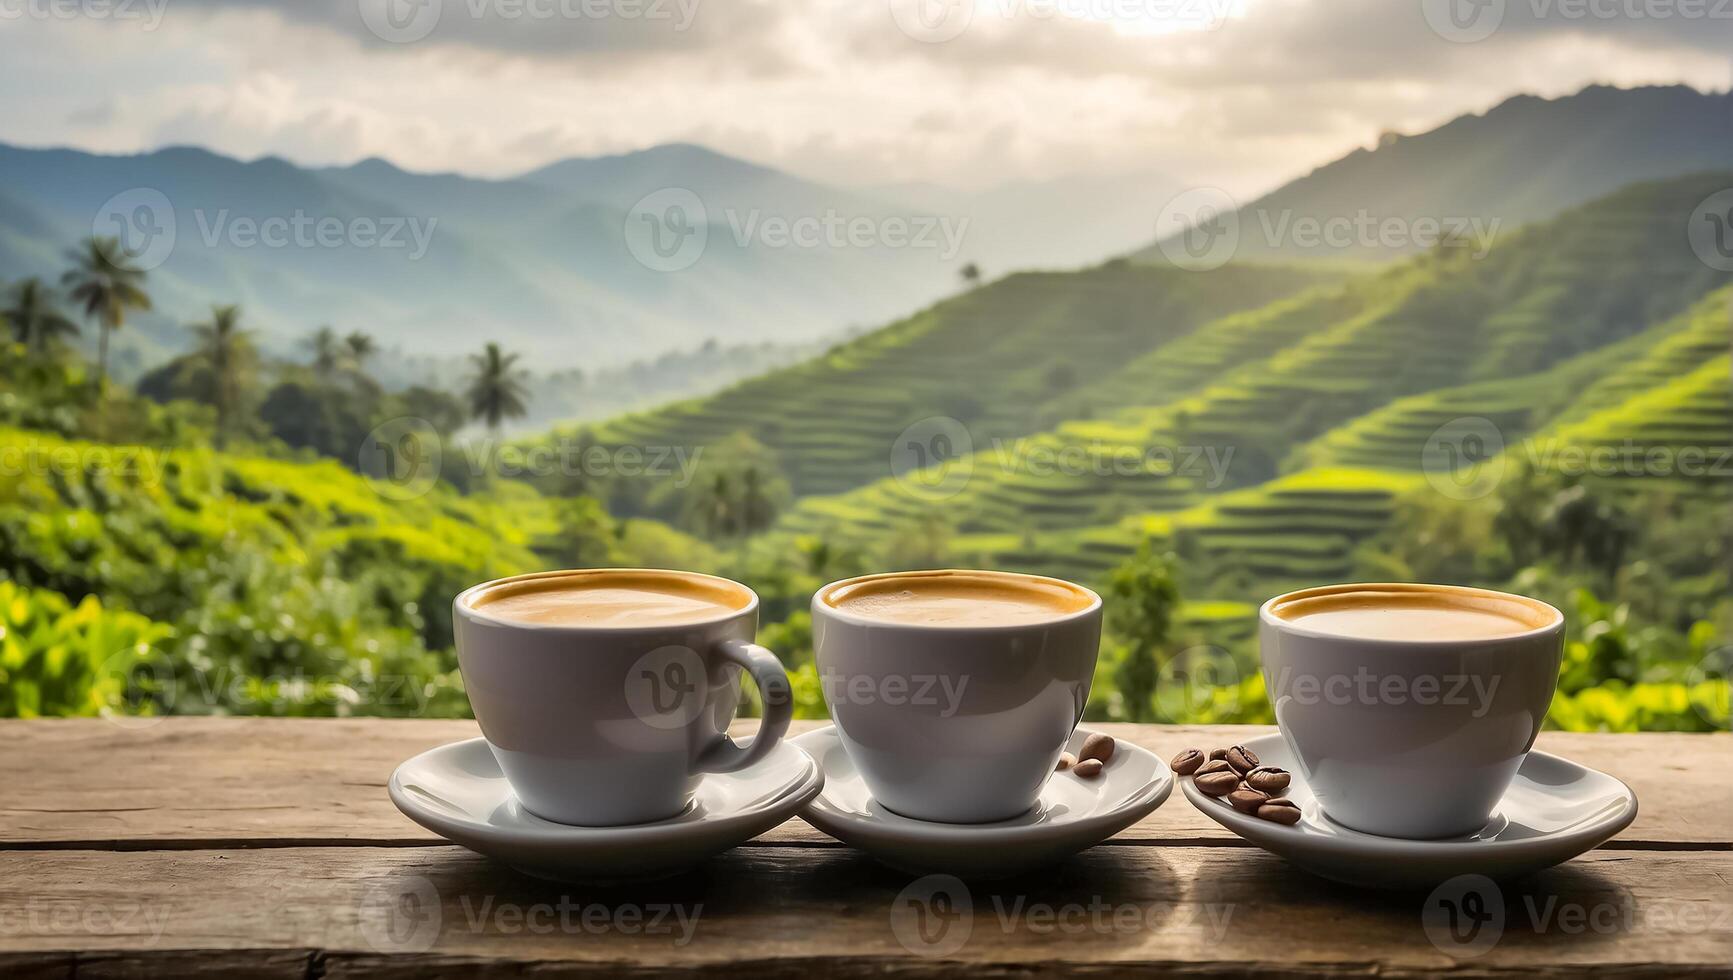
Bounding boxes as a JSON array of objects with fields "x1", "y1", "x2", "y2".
[{"x1": 1, "y1": 176, "x2": 1728, "y2": 732}]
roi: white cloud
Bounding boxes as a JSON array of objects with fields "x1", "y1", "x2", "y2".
[{"x1": 0, "y1": 0, "x2": 1724, "y2": 192}]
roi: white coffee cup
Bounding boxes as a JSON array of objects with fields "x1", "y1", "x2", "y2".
[
  {"x1": 1260, "y1": 582, "x2": 1565, "y2": 839},
  {"x1": 454, "y1": 568, "x2": 794, "y2": 826},
  {"x1": 813, "y1": 569, "x2": 1102, "y2": 823}
]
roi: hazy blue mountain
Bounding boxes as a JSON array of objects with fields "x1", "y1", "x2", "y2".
[
  {"x1": 1140, "y1": 84, "x2": 1733, "y2": 264},
  {"x1": 0, "y1": 142, "x2": 962, "y2": 375}
]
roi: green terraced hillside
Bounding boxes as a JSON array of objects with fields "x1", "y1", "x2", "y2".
[
  {"x1": 576, "y1": 262, "x2": 1329, "y2": 496},
  {"x1": 777, "y1": 175, "x2": 1730, "y2": 555}
]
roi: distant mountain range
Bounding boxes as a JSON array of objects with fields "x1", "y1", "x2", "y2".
[
  {"x1": 0, "y1": 83, "x2": 1725, "y2": 386},
  {"x1": 1140, "y1": 85, "x2": 1733, "y2": 265}
]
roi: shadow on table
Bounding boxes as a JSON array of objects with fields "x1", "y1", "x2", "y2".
[{"x1": 374, "y1": 844, "x2": 1637, "y2": 959}]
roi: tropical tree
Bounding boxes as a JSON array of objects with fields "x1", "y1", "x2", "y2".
[
  {"x1": 464, "y1": 342, "x2": 530, "y2": 434},
  {"x1": 62, "y1": 237, "x2": 151, "y2": 391},
  {"x1": 1104, "y1": 544, "x2": 1180, "y2": 723},
  {"x1": 2, "y1": 278, "x2": 80, "y2": 358},
  {"x1": 306, "y1": 326, "x2": 343, "y2": 372},
  {"x1": 189, "y1": 304, "x2": 258, "y2": 446},
  {"x1": 345, "y1": 331, "x2": 379, "y2": 370}
]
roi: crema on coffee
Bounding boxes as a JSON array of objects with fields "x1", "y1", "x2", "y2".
[
  {"x1": 821, "y1": 570, "x2": 1095, "y2": 626},
  {"x1": 469, "y1": 570, "x2": 750, "y2": 627},
  {"x1": 1269, "y1": 584, "x2": 1555, "y2": 641}
]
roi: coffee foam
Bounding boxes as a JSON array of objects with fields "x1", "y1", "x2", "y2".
[
  {"x1": 1270, "y1": 584, "x2": 1555, "y2": 641},
  {"x1": 470, "y1": 570, "x2": 749, "y2": 627},
  {"x1": 823, "y1": 570, "x2": 1093, "y2": 627}
]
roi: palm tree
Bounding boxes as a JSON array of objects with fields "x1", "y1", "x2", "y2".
[
  {"x1": 344, "y1": 331, "x2": 378, "y2": 370},
  {"x1": 464, "y1": 342, "x2": 530, "y2": 433},
  {"x1": 2, "y1": 278, "x2": 80, "y2": 358},
  {"x1": 63, "y1": 237, "x2": 151, "y2": 391},
  {"x1": 306, "y1": 326, "x2": 342, "y2": 372},
  {"x1": 190, "y1": 304, "x2": 258, "y2": 446}
]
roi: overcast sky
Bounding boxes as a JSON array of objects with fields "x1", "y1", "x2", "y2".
[{"x1": 0, "y1": 0, "x2": 1727, "y2": 195}]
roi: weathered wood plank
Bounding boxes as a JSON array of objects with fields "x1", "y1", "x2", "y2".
[
  {"x1": 1, "y1": 719, "x2": 1725, "y2": 849},
  {"x1": 0, "y1": 846, "x2": 1728, "y2": 977}
]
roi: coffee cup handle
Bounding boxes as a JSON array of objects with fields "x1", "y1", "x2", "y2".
[{"x1": 695, "y1": 638, "x2": 794, "y2": 774}]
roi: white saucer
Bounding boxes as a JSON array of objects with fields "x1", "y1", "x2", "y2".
[
  {"x1": 388, "y1": 737, "x2": 823, "y2": 881},
  {"x1": 1181, "y1": 733, "x2": 1638, "y2": 888},
  {"x1": 793, "y1": 725, "x2": 1173, "y2": 877}
]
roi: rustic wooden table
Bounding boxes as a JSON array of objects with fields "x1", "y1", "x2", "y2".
[{"x1": 1, "y1": 719, "x2": 1728, "y2": 977}]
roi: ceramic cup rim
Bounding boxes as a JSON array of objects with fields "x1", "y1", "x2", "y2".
[
  {"x1": 454, "y1": 567, "x2": 760, "y2": 635},
  {"x1": 813, "y1": 568, "x2": 1103, "y2": 632},
  {"x1": 1259, "y1": 581, "x2": 1564, "y2": 650}
]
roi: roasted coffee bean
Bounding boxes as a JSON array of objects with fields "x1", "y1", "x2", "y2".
[
  {"x1": 1208, "y1": 748, "x2": 1229, "y2": 760},
  {"x1": 1225, "y1": 745, "x2": 1260, "y2": 774},
  {"x1": 1080, "y1": 733, "x2": 1116, "y2": 764},
  {"x1": 1245, "y1": 766, "x2": 1291, "y2": 793},
  {"x1": 1072, "y1": 759, "x2": 1104, "y2": 778},
  {"x1": 1196, "y1": 758, "x2": 1234, "y2": 776},
  {"x1": 1194, "y1": 770, "x2": 1239, "y2": 796},
  {"x1": 1170, "y1": 748, "x2": 1206, "y2": 775},
  {"x1": 1227, "y1": 786, "x2": 1270, "y2": 814},
  {"x1": 1257, "y1": 798, "x2": 1303, "y2": 825},
  {"x1": 1056, "y1": 752, "x2": 1077, "y2": 772}
]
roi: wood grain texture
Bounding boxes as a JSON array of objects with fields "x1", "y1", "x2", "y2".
[
  {"x1": 1, "y1": 719, "x2": 1726, "y2": 849},
  {"x1": 1, "y1": 846, "x2": 1729, "y2": 977}
]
